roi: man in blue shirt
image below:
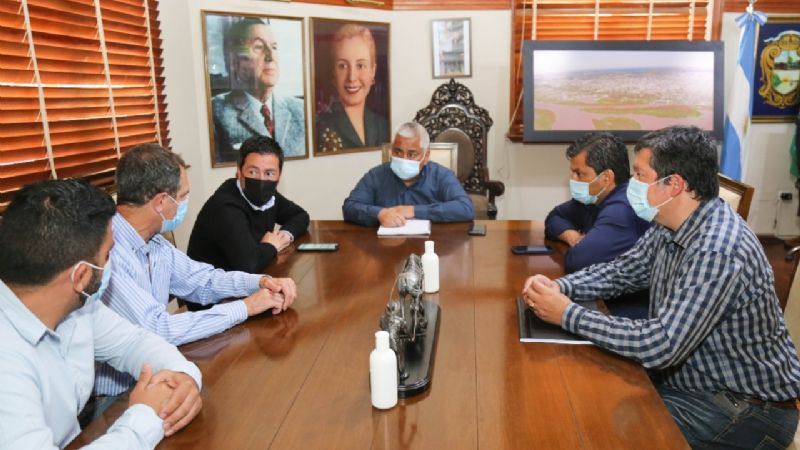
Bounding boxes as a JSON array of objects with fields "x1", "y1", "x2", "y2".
[
  {"x1": 95, "y1": 144, "x2": 297, "y2": 397},
  {"x1": 0, "y1": 179, "x2": 202, "y2": 449},
  {"x1": 524, "y1": 126, "x2": 800, "y2": 449},
  {"x1": 545, "y1": 132, "x2": 650, "y2": 318},
  {"x1": 342, "y1": 122, "x2": 474, "y2": 227}
]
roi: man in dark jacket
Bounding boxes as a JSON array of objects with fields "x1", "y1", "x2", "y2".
[
  {"x1": 544, "y1": 132, "x2": 650, "y2": 318},
  {"x1": 188, "y1": 136, "x2": 309, "y2": 280}
]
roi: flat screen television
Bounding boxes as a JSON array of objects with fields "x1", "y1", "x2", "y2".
[{"x1": 522, "y1": 40, "x2": 724, "y2": 143}]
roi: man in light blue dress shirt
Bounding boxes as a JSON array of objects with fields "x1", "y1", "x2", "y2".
[
  {"x1": 0, "y1": 179, "x2": 202, "y2": 449},
  {"x1": 95, "y1": 144, "x2": 297, "y2": 397}
]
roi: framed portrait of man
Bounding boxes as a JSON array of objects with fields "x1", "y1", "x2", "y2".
[
  {"x1": 202, "y1": 11, "x2": 308, "y2": 167},
  {"x1": 310, "y1": 18, "x2": 391, "y2": 156}
]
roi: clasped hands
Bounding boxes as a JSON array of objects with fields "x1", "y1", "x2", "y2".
[
  {"x1": 521, "y1": 274, "x2": 573, "y2": 325},
  {"x1": 377, "y1": 205, "x2": 415, "y2": 227},
  {"x1": 129, "y1": 364, "x2": 202, "y2": 437},
  {"x1": 244, "y1": 277, "x2": 297, "y2": 316}
]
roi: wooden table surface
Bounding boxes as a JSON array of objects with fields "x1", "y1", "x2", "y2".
[{"x1": 70, "y1": 220, "x2": 688, "y2": 449}]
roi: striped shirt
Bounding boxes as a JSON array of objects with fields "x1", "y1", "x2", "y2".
[
  {"x1": 557, "y1": 199, "x2": 800, "y2": 401},
  {"x1": 94, "y1": 213, "x2": 262, "y2": 396}
]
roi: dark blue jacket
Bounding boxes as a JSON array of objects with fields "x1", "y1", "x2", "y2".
[{"x1": 545, "y1": 180, "x2": 650, "y2": 273}]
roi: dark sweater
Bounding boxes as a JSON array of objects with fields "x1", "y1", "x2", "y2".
[{"x1": 187, "y1": 178, "x2": 309, "y2": 274}]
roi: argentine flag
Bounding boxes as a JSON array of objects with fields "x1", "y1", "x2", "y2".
[{"x1": 720, "y1": 9, "x2": 766, "y2": 180}]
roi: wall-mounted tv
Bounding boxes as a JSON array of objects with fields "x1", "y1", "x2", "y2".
[{"x1": 523, "y1": 40, "x2": 724, "y2": 143}]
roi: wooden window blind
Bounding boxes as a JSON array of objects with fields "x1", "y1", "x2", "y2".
[
  {"x1": 0, "y1": 0, "x2": 169, "y2": 209},
  {"x1": 509, "y1": 0, "x2": 715, "y2": 140}
]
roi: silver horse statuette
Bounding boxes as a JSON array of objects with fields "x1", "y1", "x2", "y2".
[{"x1": 379, "y1": 254, "x2": 429, "y2": 380}]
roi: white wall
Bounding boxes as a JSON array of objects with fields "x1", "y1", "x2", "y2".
[{"x1": 158, "y1": 2, "x2": 800, "y2": 250}]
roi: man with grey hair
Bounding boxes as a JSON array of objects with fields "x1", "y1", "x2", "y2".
[
  {"x1": 342, "y1": 122, "x2": 474, "y2": 227},
  {"x1": 95, "y1": 143, "x2": 298, "y2": 397}
]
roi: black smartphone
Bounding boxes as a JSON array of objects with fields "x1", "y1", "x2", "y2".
[
  {"x1": 297, "y1": 243, "x2": 339, "y2": 252},
  {"x1": 511, "y1": 245, "x2": 554, "y2": 255},
  {"x1": 468, "y1": 223, "x2": 487, "y2": 236}
]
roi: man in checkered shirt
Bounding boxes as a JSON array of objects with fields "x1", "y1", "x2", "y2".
[{"x1": 523, "y1": 125, "x2": 800, "y2": 449}]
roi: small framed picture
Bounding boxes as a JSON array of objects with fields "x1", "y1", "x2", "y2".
[{"x1": 431, "y1": 18, "x2": 471, "y2": 79}]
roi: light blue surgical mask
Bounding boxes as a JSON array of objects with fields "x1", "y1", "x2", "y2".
[
  {"x1": 626, "y1": 176, "x2": 674, "y2": 222},
  {"x1": 390, "y1": 157, "x2": 422, "y2": 181},
  {"x1": 569, "y1": 172, "x2": 607, "y2": 205},
  {"x1": 160, "y1": 194, "x2": 189, "y2": 232},
  {"x1": 70, "y1": 259, "x2": 112, "y2": 305}
]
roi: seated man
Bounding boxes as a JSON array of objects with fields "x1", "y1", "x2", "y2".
[
  {"x1": 0, "y1": 179, "x2": 202, "y2": 448},
  {"x1": 342, "y1": 122, "x2": 474, "y2": 227},
  {"x1": 95, "y1": 143, "x2": 297, "y2": 397},
  {"x1": 545, "y1": 132, "x2": 650, "y2": 318},
  {"x1": 188, "y1": 136, "x2": 309, "y2": 274},
  {"x1": 524, "y1": 126, "x2": 800, "y2": 449}
]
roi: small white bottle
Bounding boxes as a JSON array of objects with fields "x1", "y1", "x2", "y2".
[
  {"x1": 421, "y1": 240, "x2": 439, "y2": 293},
  {"x1": 370, "y1": 330, "x2": 398, "y2": 409}
]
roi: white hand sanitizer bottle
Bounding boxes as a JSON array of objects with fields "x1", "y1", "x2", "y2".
[
  {"x1": 421, "y1": 240, "x2": 439, "y2": 293},
  {"x1": 370, "y1": 330, "x2": 398, "y2": 409}
]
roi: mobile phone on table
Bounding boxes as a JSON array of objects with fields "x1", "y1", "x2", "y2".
[
  {"x1": 297, "y1": 243, "x2": 339, "y2": 252},
  {"x1": 468, "y1": 223, "x2": 487, "y2": 236},
  {"x1": 511, "y1": 245, "x2": 554, "y2": 255}
]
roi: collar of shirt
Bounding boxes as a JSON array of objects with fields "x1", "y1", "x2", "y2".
[
  {"x1": 0, "y1": 279, "x2": 49, "y2": 345},
  {"x1": 236, "y1": 179, "x2": 275, "y2": 211},
  {"x1": 670, "y1": 199, "x2": 717, "y2": 249},
  {"x1": 113, "y1": 213, "x2": 169, "y2": 258}
]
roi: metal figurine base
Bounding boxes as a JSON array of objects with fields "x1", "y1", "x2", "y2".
[{"x1": 397, "y1": 300, "x2": 440, "y2": 397}]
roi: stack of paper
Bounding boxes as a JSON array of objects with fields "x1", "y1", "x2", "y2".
[{"x1": 377, "y1": 219, "x2": 431, "y2": 236}]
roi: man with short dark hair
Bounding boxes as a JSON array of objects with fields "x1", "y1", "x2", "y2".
[
  {"x1": 342, "y1": 122, "x2": 474, "y2": 227},
  {"x1": 0, "y1": 179, "x2": 202, "y2": 448},
  {"x1": 545, "y1": 132, "x2": 650, "y2": 273},
  {"x1": 544, "y1": 132, "x2": 650, "y2": 318},
  {"x1": 524, "y1": 126, "x2": 800, "y2": 449},
  {"x1": 188, "y1": 135, "x2": 309, "y2": 275},
  {"x1": 95, "y1": 143, "x2": 297, "y2": 397},
  {"x1": 212, "y1": 17, "x2": 305, "y2": 161}
]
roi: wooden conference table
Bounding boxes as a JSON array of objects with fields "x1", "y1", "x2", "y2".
[{"x1": 71, "y1": 221, "x2": 688, "y2": 449}]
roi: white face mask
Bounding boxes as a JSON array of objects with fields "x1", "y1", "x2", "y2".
[
  {"x1": 569, "y1": 172, "x2": 607, "y2": 205},
  {"x1": 390, "y1": 157, "x2": 422, "y2": 181},
  {"x1": 626, "y1": 175, "x2": 674, "y2": 222}
]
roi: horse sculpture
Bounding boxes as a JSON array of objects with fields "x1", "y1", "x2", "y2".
[{"x1": 379, "y1": 254, "x2": 428, "y2": 380}]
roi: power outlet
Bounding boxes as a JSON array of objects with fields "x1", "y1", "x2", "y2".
[{"x1": 779, "y1": 191, "x2": 793, "y2": 201}]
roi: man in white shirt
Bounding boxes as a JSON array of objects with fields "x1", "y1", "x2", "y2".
[{"x1": 0, "y1": 179, "x2": 202, "y2": 449}]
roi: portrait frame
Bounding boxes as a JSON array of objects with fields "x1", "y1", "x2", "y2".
[
  {"x1": 201, "y1": 10, "x2": 309, "y2": 168},
  {"x1": 522, "y1": 40, "x2": 724, "y2": 143},
  {"x1": 431, "y1": 18, "x2": 471, "y2": 79},
  {"x1": 310, "y1": 18, "x2": 391, "y2": 157},
  {"x1": 751, "y1": 16, "x2": 800, "y2": 123}
]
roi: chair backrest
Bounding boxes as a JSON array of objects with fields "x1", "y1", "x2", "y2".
[
  {"x1": 381, "y1": 142, "x2": 459, "y2": 175},
  {"x1": 718, "y1": 174, "x2": 755, "y2": 220},
  {"x1": 413, "y1": 78, "x2": 493, "y2": 195}
]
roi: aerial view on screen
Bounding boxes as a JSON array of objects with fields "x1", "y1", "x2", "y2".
[{"x1": 532, "y1": 50, "x2": 715, "y2": 131}]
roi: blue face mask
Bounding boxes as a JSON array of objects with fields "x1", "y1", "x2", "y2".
[
  {"x1": 70, "y1": 259, "x2": 112, "y2": 305},
  {"x1": 626, "y1": 176, "x2": 673, "y2": 222},
  {"x1": 569, "y1": 172, "x2": 606, "y2": 205},
  {"x1": 160, "y1": 194, "x2": 189, "y2": 233},
  {"x1": 390, "y1": 157, "x2": 422, "y2": 181}
]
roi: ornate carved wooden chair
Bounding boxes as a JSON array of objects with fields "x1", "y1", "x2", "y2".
[{"x1": 413, "y1": 79, "x2": 505, "y2": 219}]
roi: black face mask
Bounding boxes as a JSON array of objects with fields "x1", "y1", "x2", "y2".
[{"x1": 243, "y1": 177, "x2": 278, "y2": 206}]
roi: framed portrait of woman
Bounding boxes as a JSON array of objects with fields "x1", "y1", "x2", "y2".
[
  {"x1": 310, "y1": 18, "x2": 391, "y2": 156},
  {"x1": 202, "y1": 11, "x2": 308, "y2": 167}
]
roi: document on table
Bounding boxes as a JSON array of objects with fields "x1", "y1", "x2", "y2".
[{"x1": 377, "y1": 219, "x2": 431, "y2": 236}]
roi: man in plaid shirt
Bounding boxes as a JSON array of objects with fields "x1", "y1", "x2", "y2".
[{"x1": 524, "y1": 125, "x2": 800, "y2": 449}]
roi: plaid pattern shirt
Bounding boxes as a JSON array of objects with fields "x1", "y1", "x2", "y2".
[{"x1": 557, "y1": 199, "x2": 800, "y2": 401}]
